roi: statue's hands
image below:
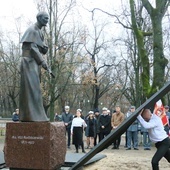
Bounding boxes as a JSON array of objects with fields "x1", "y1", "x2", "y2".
[
  {"x1": 42, "y1": 46, "x2": 48, "y2": 54},
  {"x1": 41, "y1": 60, "x2": 48, "y2": 70}
]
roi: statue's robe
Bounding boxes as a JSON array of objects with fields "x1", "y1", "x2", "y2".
[{"x1": 19, "y1": 23, "x2": 48, "y2": 122}]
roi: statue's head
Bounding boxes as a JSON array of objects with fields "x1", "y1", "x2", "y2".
[{"x1": 36, "y1": 11, "x2": 49, "y2": 27}]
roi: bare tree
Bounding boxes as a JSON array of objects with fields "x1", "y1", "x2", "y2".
[
  {"x1": 80, "y1": 18, "x2": 119, "y2": 110},
  {"x1": 35, "y1": 0, "x2": 89, "y2": 120},
  {"x1": 0, "y1": 39, "x2": 20, "y2": 116}
]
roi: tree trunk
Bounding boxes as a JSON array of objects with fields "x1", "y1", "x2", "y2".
[
  {"x1": 130, "y1": 0, "x2": 150, "y2": 102},
  {"x1": 49, "y1": 98, "x2": 55, "y2": 121},
  {"x1": 94, "y1": 84, "x2": 99, "y2": 110},
  {"x1": 151, "y1": 11, "x2": 168, "y2": 94},
  {"x1": 141, "y1": 0, "x2": 169, "y2": 97}
]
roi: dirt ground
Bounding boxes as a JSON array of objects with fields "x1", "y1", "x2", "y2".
[
  {"x1": 68, "y1": 135, "x2": 170, "y2": 170},
  {"x1": 83, "y1": 146, "x2": 170, "y2": 170}
]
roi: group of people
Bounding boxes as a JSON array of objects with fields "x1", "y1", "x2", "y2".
[
  {"x1": 125, "y1": 105, "x2": 170, "y2": 152},
  {"x1": 60, "y1": 105, "x2": 151, "y2": 152},
  {"x1": 60, "y1": 106, "x2": 97, "y2": 153},
  {"x1": 60, "y1": 105, "x2": 128, "y2": 152}
]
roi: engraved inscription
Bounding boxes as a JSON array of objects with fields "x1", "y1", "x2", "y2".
[{"x1": 11, "y1": 135, "x2": 44, "y2": 145}]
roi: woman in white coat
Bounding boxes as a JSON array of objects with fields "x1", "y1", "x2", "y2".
[{"x1": 71, "y1": 109, "x2": 87, "y2": 153}]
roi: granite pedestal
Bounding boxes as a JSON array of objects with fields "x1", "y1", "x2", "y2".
[{"x1": 4, "y1": 122, "x2": 66, "y2": 170}]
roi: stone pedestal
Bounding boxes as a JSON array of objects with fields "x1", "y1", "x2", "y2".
[{"x1": 4, "y1": 122, "x2": 66, "y2": 170}]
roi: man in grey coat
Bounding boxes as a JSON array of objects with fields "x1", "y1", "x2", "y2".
[
  {"x1": 141, "y1": 125, "x2": 151, "y2": 150},
  {"x1": 126, "y1": 106, "x2": 139, "y2": 150}
]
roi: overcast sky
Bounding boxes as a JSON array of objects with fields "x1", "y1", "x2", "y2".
[
  {"x1": 0, "y1": 0, "x2": 37, "y2": 43},
  {"x1": 0, "y1": 0, "x2": 120, "y2": 27},
  {"x1": 0, "y1": 0, "x2": 159, "y2": 42},
  {"x1": 0, "y1": 0, "x2": 37, "y2": 22},
  {"x1": 0, "y1": 0, "x2": 161, "y2": 49}
]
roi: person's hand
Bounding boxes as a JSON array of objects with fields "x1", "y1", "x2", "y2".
[
  {"x1": 41, "y1": 61, "x2": 48, "y2": 70},
  {"x1": 65, "y1": 123, "x2": 68, "y2": 126},
  {"x1": 101, "y1": 126, "x2": 105, "y2": 129},
  {"x1": 139, "y1": 109, "x2": 144, "y2": 115}
]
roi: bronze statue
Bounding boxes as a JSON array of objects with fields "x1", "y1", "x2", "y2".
[{"x1": 19, "y1": 12, "x2": 49, "y2": 122}]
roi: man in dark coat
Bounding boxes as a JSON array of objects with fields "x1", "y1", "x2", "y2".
[
  {"x1": 85, "y1": 111, "x2": 97, "y2": 148},
  {"x1": 19, "y1": 12, "x2": 49, "y2": 122},
  {"x1": 98, "y1": 107, "x2": 111, "y2": 142},
  {"x1": 12, "y1": 109, "x2": 19, "y2": 122},
  {"x1": 62, "y1": 106, "x2": 73, "y2": 148},
  {"x1": 94, "y1": 109, "x2": 100, "y2": 146}
]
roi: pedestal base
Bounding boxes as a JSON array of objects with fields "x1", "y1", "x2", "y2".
[{"x1": 4, "y1": 122, "x2": 66, "y2": 170}]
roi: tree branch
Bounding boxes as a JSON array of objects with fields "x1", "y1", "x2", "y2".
[
  {"x1": 158, "y1": 0, "x2": 170, "y2": 17},
  {"x1": 141, "y1": 0, "x2": 153, "y2": 15},
  {"x1": 96, "y1": 63, "x2": 115, "y2": 73},
  {"x1": 91, "y1": 8, "x2": 132, "y2": 30}
]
